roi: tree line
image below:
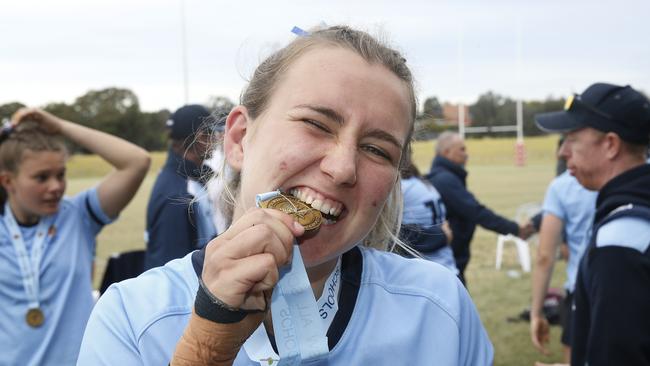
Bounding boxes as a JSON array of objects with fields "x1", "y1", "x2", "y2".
[
  {"x1": 0, "y1": 87, "x2": 565, "y2": 152},
  {"x1": 417, "y1": 93, "x2": 565, "y2": 140},
  {"x1": 0, "y1": 88, "x2": 235, "y2": 153}
]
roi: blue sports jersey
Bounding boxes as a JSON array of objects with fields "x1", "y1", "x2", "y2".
[
  {"x1": 78, "y1": 247, "x2": 494, "y2": 365},
  {"x1": 400, "y1": 177, "x2": 457, "y2": 273},
  {"x1": 0, "y1": 188, "x2": 113, "y2": 366},
  {"x1": 542, "y1": 171, "x2": 597, "y2": 291}
]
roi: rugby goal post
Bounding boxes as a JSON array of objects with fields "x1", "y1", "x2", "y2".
[{"x1": 457, "y1": 100, "x2": 526, "y2": 166}]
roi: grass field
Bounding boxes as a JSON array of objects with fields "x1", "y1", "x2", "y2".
[{"x1": 66, "y1": 135, "x2": 567, "y2": 365}]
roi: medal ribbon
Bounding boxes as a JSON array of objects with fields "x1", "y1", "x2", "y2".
[
  {"x1": 255, "y1": 191, "x2": 330, "y2": 365},
  {"x1": 244, "y1": 257, "x2": 341, "y2": 366},
  {"x1": 3, "y1": 202, "x2": 54, "y2": 310}
]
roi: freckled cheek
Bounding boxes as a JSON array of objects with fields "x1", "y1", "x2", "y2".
[
  {"x1": 363, "y1": 170, "x2": 397, "y2": 208},
  {"x1": 275, "y1": 145, "x2": 317, "y2": 172}
]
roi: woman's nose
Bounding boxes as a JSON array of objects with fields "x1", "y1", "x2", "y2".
[
  {"x1": 320, "y1": 143, "x2": 358, "y2": 186},
  {"x1": 48, "y1": 177, "x2": 65, "y2": 192}
]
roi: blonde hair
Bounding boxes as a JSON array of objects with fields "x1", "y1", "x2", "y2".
[{"x1": 212, "y1": 25, "x2": 417, "y2": 251}]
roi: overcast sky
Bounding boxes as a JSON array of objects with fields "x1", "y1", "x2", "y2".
[{"x1": 2, "y1": 0, "x2": 649, "y2": 112}]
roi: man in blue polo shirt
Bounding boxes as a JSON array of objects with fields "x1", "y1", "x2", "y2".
[
  {"x1": 144, "y1": 105, "x2": 222, "y2": 270},
  {"x1": 530, "y1": 171, "x2": 596, "y2": 363}
]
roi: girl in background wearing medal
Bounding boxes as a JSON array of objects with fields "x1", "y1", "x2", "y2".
[
  {"x1": 0, "y1": 108, "x2": 150, "y2": 366},
  {"x1": 79, "y1": 26, "x2": 493, "y2": 365}
]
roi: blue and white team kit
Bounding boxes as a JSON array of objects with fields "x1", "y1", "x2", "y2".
[
  {"x1": 0, "y1": 188, "x2": 113, "y2": 366},
  {"x1": 401, "y1": 176, "x2": 457, "y2": 273},
  {"x1": 79, "y1": 246, "x2": 494, "y2": 365}
]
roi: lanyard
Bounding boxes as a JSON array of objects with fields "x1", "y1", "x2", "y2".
[
  {"x1": 253, "y1": 191, "x2": 331, "y2": 365},
  {"x1": 244, "y1": 258, "x2": 341, "y2": 365},
  {"x1": 3, "y1": 202, "x2": 54, "y2": 309}
]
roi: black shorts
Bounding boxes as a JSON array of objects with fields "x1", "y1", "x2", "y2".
[{"x1": 560, "y1": 291, "x2": 574, "y2": 346}]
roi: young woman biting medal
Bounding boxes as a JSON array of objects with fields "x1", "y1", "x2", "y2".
[
  {"x1": 78, "y1": 25, "x2": 494, "y2": 365},
  {"x1": 0, "y1": 109, "x2": 150, "y2": 365}
]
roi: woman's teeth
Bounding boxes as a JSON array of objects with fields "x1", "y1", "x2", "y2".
[{"x1": 289, "y1": 188, "x2": 343, "y2": 217}]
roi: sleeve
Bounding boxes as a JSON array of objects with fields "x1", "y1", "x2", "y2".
[
  {"x1": 456, "y1": 280, "x2": 495, "y2": 365},
  {"x1": 70, "y1": 187, "x2": 116, "y2": 237},
  {"x1": 531, "y1": 211, "x2": 543, "y2": 232},
  {"x1": 582, "y1": 247, "x2": 650, "y2": 366},
  {"x1": 433, "y1": 173, "x2": 519, "y2": 236},
  {"x1": 146, "y1": 195, "x2": 197, "y2": 269},
  {"x1": 541, "y1": 178, "x2": 566, "y2": 221},
  {"x1": 77, "y1": 287, "x2": 145, "y2": 365}
]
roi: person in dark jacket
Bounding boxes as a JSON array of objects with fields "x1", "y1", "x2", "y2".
[
  {"x1": 535, "y1": 82, "x2": 650, "y2": 366},
  {"x1": 426, "y1": 131, "x2": 534, "y2": 284},
  {"x1": 144, "y1": 105, "x2": 222, "y2": 270}
]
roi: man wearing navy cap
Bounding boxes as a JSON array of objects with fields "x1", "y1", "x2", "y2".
[
  {"x1": 535, "y1": 83, "x2": 650, "y2": 366},
  {"x1": 144, "y1": 105, "x2": 223, "y2": 270}
]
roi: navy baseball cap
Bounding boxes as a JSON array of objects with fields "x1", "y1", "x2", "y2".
[
  {"x1": 167, "y1": 104, "x2": 224, "y2": 140},
  {"x1": 535, "y1": 83, "x2": 650, "y2": 145}
]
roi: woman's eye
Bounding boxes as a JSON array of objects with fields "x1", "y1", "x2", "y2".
[
  {"x1": 304, "y1": 119, "x2": 330, "y2": 133},
  {"x1": 362, "y1": 145, "x2": 392, "y2": 163}
]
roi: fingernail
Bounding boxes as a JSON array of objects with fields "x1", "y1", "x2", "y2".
[{"x1": 293, "y1": 221, "x2": 304, "y2": 232}]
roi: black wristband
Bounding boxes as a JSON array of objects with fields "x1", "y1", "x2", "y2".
[{"x1": 194, "y1": 278, "x2": 262, "y2": 323}]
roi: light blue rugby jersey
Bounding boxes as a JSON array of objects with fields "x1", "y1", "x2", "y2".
[
  {"x1": 401, "y1": 177, "x2": 457, "y2": 273},
  {"x1": 0, "y1": 188, "x2": 113, "y2": 366},
  {"x1": 542, "y1": 171, "x2": 597, "y2": 292},
  {"x1": 79, "y1": 247, "x2": 494, "y2": 365}
]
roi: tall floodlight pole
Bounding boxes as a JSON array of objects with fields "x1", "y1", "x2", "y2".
[
  {"x1": 457, "y1": 25, "x2": 465, "y2": 139},
  {"x1": 180, "y1": 0, "x2": 189, "y2": 104}
]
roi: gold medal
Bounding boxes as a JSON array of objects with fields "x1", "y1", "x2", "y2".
[
  {"x1": 26, "y1": 308, "x2": 44, "y2": 328},
  {"x1": 259, "y1": 194, "x2": 322, "y2": 231}
]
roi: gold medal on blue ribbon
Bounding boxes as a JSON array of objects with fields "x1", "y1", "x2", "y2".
[{"x1": 259, "y1": 194, "x2": 322, "y2": 231}]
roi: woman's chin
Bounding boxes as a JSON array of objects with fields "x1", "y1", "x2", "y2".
[
  {"x1": 298, "y1": 235, "x2": 354, "y2": 269},
  {"x1": 39, "y1": 203, "x2": 60, "y2": 216}
]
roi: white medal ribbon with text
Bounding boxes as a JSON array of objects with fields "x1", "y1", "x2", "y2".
[
  {"x1": 3, "y1": 203, "x2": 54, "y2": 315},
  {"x1": 244, "y1": 257, "x2": 341, "y2": 365},
  {"x1": 248, "y1": 191, "x2": 341, "y2": 365}
]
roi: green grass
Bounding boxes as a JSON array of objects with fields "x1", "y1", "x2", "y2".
[{"x1": 67, "y1": 136, "x2": 567, "y2": 365}]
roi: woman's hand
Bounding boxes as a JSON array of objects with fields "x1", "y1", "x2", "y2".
[
  {"x1": 11, "y1": 107, "x2": 64, "y2": 134},
  {"x1": 202, "y1": 207, "x2": 305, "y2": 312}
]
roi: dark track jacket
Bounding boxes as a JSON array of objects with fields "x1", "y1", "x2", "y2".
[
  {"x1": 571, "y1": 163, "x2": 650, "y2": 366},
  {"x1": 144, "y1": 149, "x2": 214, "y2": 270},
  {"x1": 426, "y1": 156, "x2": 519, "y2": 273}
]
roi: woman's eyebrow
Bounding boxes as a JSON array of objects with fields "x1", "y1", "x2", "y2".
[
  {"x1": 366, "y1": 128, "x2": 403, "y2": 150},
  {"x1": 293, "y1": 104, "x2": 403, "y2": 150},
  {"x1": 294, "y1": 104, "x2": 344, "y2": 125}
]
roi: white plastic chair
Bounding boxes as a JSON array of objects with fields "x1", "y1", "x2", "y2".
[
  {"x1": 495, "y1": 202, "x2": 540, "y2": 273},
  {"x1": 496, "y1": 234, "x2": 531, "y2": 272}
]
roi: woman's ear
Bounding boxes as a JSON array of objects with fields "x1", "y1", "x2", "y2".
[{"x1": 223, "y1": 105, "x2": 250, "y2": 171}]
